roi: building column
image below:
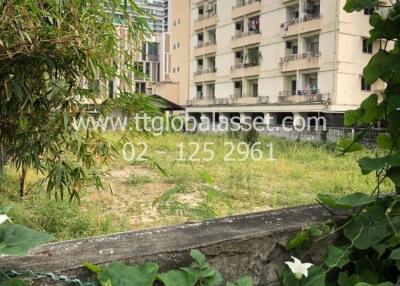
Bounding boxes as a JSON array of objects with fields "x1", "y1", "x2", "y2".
[
  {"x1": 200, "y1": 113, "x2": 212, "y2": 123},
  {"x1": 264, "y1": 112, "x2": 277, "y2": 127},
  {"x1": 218, "y1": 113, "x2": 230, "y2": 131},
  {"x1": 240, "y1": 113, "x2": 252, "y2": 125},
  {"x1": 293, "y1": 112, "x2": 307, "y2": 128}
]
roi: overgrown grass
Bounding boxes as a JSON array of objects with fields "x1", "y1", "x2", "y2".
[{"x1": 0, "y1": 132, "x2": 392, "y2": 241}]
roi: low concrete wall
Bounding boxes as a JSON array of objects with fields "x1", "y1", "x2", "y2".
[{"x1": 0, "y1": 205, "x2": 337, "y2": 285}]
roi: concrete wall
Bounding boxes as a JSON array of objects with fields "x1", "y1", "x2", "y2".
[{"x1": 0, "y1": 205, "x2": 338, "y2": 285}]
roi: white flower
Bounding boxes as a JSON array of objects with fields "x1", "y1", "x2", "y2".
[
  {"x1": 285, "y1": 257, "x2": 313, "y2": 280},
  {"x1": 377, "y1": 8, "x2": 391, "y2": 20},
  {"x1": 0, "y1": 215, "x2": 10, "y2": 225}
]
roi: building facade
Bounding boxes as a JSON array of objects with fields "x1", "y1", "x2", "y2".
[
  {"x1": 136, "y1": 0, "x2": 169, "y2": 33},
  {"x1": 186, "y1": 0, "x2": 386, "y2": 126}
]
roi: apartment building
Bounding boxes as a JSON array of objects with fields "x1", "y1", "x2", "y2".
[
  {"x1": 186, "y1": 0, "x2": 386, "y2": 127},
  {"x1": 136, "y1": 0, "x2": 169, "y2": 33}
]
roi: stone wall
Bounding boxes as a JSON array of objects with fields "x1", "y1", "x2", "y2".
[{"x1": 0, "y1": 204, "x2": 338, "y2": 285}]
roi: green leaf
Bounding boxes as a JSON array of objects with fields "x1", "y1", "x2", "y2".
[
  {"x1": 282, "y1": 268, "x2": 301, "y2": 286},
  {"x1": 0, "y1": 205, "x2": 12, "y2": 214},
  {"x1": 344, "y1": 110, "x2": 359, "y2": 126},
  {"x1": 157, "y1": 270, "x2": 197, "y2": 286},
  {"x1": 338, "y1": 138, "x2": 363, "y2": 153},
  {"x1": 358, "y1": 156, "x2": 388, "y2": 174},
  {"x1": 83, "y1": 262, "x2": 103, "y2": 273},
  {"x1": 344, "y1": 205, "x2": 392, "y2": 250},
  {"x1": 364, "y1": 50, "x2": 393, "y2": 84},
  {"x1": 287, "y1": 231, "x2": 308, "y2": 250},
  {"x1": 324, "y1": 246, "x2": 350, "y2": 269},
  {"x1": 338, "y1": 272, "x2": 360, "y2": 286},
  {"x1": 0, "y1": 224, "x2": 53, "y2": 256},
  {"x1": 389, "y1": 247, "x2": 400, "y2": 260},
  {"x1": 344, "y1": 0, "x2": 378, "y2": 12},
  {"x1": 98, "y1": 262, "x2": 159, "y2": 286},
  {"x1": 335, "y1": 193, "x2": 375, "y2": 208},
  {"x1": 388, "y1": 167, "x2": 400, "y2": 186},
  {"x1": 304, "y1": 266, "x2": 326, "y2": 286},
  {"x1": 190, "y1": 249, "x2": 207, "y2": 265},
  {"x1": 227, "y1": 277, "x2": 254, "y2": 286},
  {"x1": 0, "y1": 279, "x2": 27, "y2": 286},
  {"x1": 317, "y1": 193, "x2": 337, "y2": 208}
]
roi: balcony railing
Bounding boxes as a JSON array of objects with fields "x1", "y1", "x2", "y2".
[
  {"x1": 187, "y1": 95, "x2": 269, "y2": 106},
  {"x1": 280, "y1": 51, "x2": 321, "y2": 63},
  {"x1": 194, "y1": 68, "x2": 217, "y2": 76},
  {"x1": 233, "y1": 0, "x2": 261, "y2": 9},
  {"x1": 196, "y1": 12, "x2": 217, "y2": 22},
  {"x1": 281, "y1": 14, "x2": 323, "y2": 30},
  {"x1": 194, "y1": 40, "x2": 216, "y2": 49},
  {"x1": 147, "y1": 55, "x2": 159, "y2": 62},
  {"x1": 278, "y1": 90, "x2": 330, "y2": 104},
  {"x1": 231, "y1": 62, "x2": 259, "y2": 70},
  {"x1": 232, "y1": 30, "x2": 260, "y2": 40}
]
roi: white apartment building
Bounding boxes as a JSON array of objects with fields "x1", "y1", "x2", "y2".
[
  {"x1": 136, "y1": 0, "x2": 169, "y2": 33},
  {"x1": 186, "y1": 0, "x2": 386, "y2": 127}
]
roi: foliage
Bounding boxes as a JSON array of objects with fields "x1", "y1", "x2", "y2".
[
  {"x1": 0, "y1": 205, "x2": 53, "y2": 257},
  {"x1": 0, "y1": 0, "x2": 156, "y2": 199},
  {"x1": 80, "y1": 249, "x2": 251, "y2": 286},
  {"x1": 283, "y1": 0, "x2": 400, "y2": 285}
]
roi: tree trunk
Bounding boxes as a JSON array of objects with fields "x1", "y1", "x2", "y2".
[{"x1": 19, "y1": 166, "x2": 27, "y2": 198}]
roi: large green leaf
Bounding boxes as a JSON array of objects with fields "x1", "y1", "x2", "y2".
[
  {"x1": 0, "y1": 224, "x2": 53, "y2": 256},
  {"x1": 335, "y1": 193, "x2": 375, "y2": 208},
  {"x1": 304, "y1": 266, "x2": 326, "y2": 286},
  {"x1": 358, "y1": 155, "x2": 400, "y2": 174},
  {"x1": 344, "y1": 0, "x2": 378, "y2": 12},
  {"x1": 98, "y1": 262, "x2": 159, "y2": 286},
  {"x1": 344, "y1": 205, "x2": 392, "y2": 250},
  {"x1": 364, "y1": 50, "x2": 394, "y2": 84},
  {"x1": 324, "y1": 246, "x2": 351, "y2": 269},
  {"x1": 157, "y1": 270, "x2": 197, "y2": 286}
]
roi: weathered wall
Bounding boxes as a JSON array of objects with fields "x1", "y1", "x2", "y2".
[{"x1": 0, "y1": 205, "x2": 338, "y2": 285}]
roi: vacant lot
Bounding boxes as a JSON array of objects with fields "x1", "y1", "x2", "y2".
[{"x1": 0, "y1": 133, "x2": 391, "y2": 240}]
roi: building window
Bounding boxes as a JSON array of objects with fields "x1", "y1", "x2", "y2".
[
  {"x1": 364, "y1": 8, "x2": 374, "y2": 15},
  {"x1": 361, "y1": 76, "x2": 371, "y2": 91},
  {"x1": 362, "y1": 38, "x2": 373, "y2": 54},
  {"x1": 108, "y1": 80, "x2": 114, "y2": 99}
]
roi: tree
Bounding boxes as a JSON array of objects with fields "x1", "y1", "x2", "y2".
[{"x1": 0, "y1": 0, "x2": 157, "y2": 199}]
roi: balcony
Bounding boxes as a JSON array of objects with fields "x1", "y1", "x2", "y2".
[
  {"x1": 232, "y1": 0, "x2": 261, "y2": 19},
  {"x1": 193, "y1": 68, "x2": 217, "y2": 82},
  {"x1": 278, "y1": 90, "x2": 329, "y2": 104},
  {"x1": 281, "y1": 15, "x2": 323, "y2": 37},
  {"x1": 280, "y1": 52, "x2": 321, "y2": 72},
  {"x1": 194, "y1": 13, "x2": 218, "y2": 31},
  {"x1": 231, "y1": 63, "x2": 260, "y2": 78},
  {"x1": 194, "y1": 41, "x2": 217, "y2": 57},
  {"x1": 230, "y1": 94, "x2": 269, "y2": 105},
  {"x1": 231, "y1": 31, "x2": 262, "y2": 49},
  {"x1": 187, "y1": 98, "x2": 215, "y2": 106}
]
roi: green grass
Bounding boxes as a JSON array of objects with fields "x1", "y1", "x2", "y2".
[{"x1": 0, "y1": 132, "x2": 393, "y2": 241}]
